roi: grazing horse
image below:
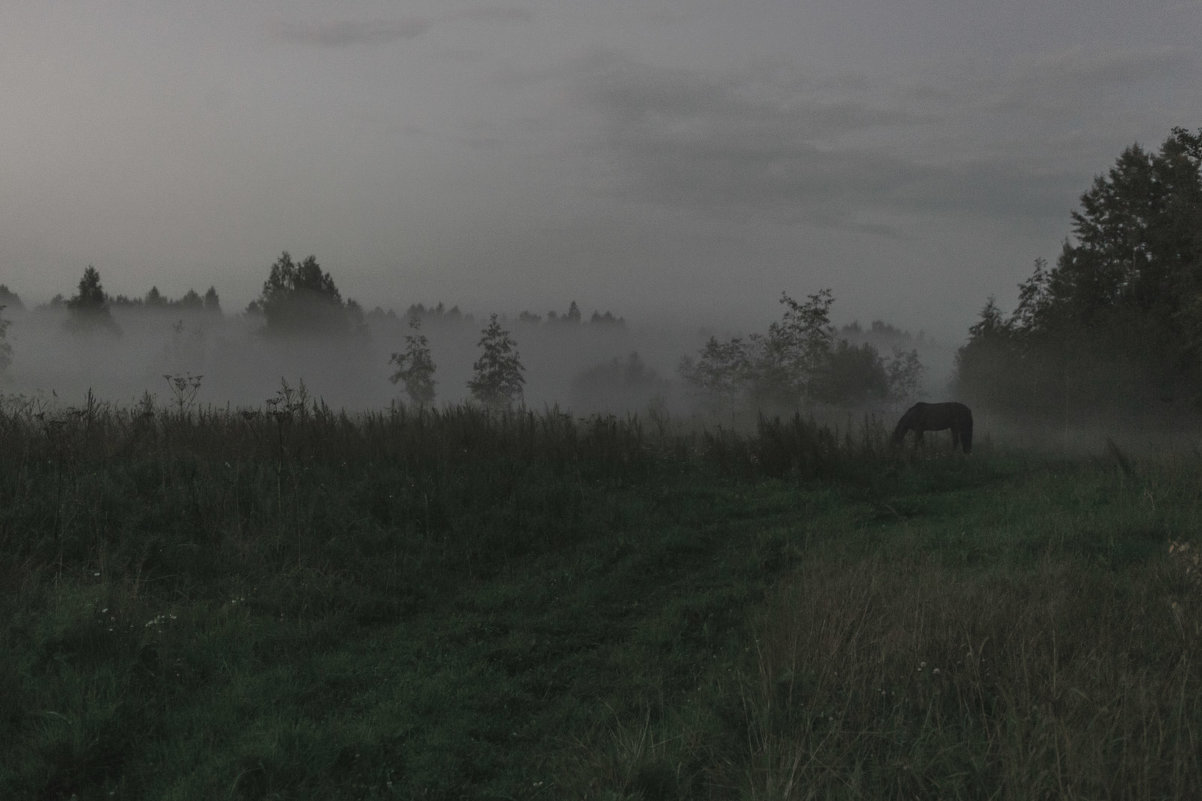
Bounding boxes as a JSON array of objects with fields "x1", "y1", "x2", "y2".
[{"x1": 891, "y1": 401, "x2": 973, "y2": 454}]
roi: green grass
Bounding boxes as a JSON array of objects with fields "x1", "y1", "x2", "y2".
[{"x1": 1, "y1": 397, "x2": 1200, "y2": 799}]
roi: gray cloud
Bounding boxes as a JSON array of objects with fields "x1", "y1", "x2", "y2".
[
  {"x1": 569, "y1": 53, "x2": 1080, "y2": 234},
  {"x1": 455, "y1": 7, "x2": 535, "y2": 25},
  {"x1": 273, "y1": 18, "x2": 433, "y2": 47},
  {"x1": 1020, "y1": 44, "x2": 1186, "y2": 85},
  {"x1": 575, "y1": 54, "x2": 920, "y2": 141},
  {"x1": 271, "y1": 7, "x2": 532, "y2": 48},
  {"x1": 985, "y1": 44, "x2": 1191, "y2": 114}
]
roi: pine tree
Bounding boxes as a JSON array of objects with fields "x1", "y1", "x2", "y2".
[
  {"x1": 203, "y1": 286, "x2": 222, "y2": 314},
  {"x1": 468, "y1": 314, "x2": 525, "y2": 409},
  {"x1": 66, "y1": 266, "x2": 120, "y2": 335},
  {"x1": 69, "y1": 266, "x2": 107, "y2": 311}
]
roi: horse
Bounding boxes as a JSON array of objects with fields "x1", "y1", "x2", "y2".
[{"x1": 891, "y1": 401, "x2": 973, "y2": 454}]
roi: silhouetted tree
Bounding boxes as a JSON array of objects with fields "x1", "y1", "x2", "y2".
[
  {"x1": 256, "y1": 251, "x2": 358, "y2": 336},
  {"x1": 389, "y1": 319, "x2": 437, "y2": 408},
  {"x1": 682, "y1": 289, "x2": 919, "y2": 411},
  {"x1": 468, "y1": 314, "x2": 525, "y2": 409},
  {"x1": 367, "y1": 306, "x2": 398, "y2": 324},
  {"x1": 203, "y1": 286, "x2": 221, "y2": 313},
  {"x1": 679, "y1": 336, "x2": 753, "y2": 408},
  {"x1": 590, "y1": 310, "x2": 625, "y2": 327},
  {"x1": 0, "y1": 305, "x2": 12, "y2": 377},
  {"x1": 1051, "y1": 130, "x2": 1202, "y2": 327},
  {"x1": 680, "y1": 290, "x2": 840, "y2": 409},
  {"x1": 178, "y1": 289, "x2": 203, "y2": 310},
  {"x1": 812, "y1": 340, "x2": 889, "y2": 405},
  {"x1": 759, "y1": 289, "x2": 837, "y2": 402},
  {"x1": 954, "y1": 297, "x2": 1022, "y2": 411},
  {"x1": 405, "y1": 302, "x2": 467, "y2": 325},
  {"x1": 66, "y1": 266, "x2": 120, "y2": 335},
  {"x1": 71, "y1": 266, "x2": 105, "y2": 309},
  {"x1": 0, "y1": 285, "x2": 24, "y2": 311},
  {"x1": 884, "y1": 348, "x2": 924, "y2": 402}
]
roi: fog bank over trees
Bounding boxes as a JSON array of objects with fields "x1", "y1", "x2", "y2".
[{"x1": 0, "y1": 254, "x2": 948, "y2": 417}]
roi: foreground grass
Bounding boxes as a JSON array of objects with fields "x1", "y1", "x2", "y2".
[{"x1": 1, "y1": 397, "x2": 1199, "y2": 799}]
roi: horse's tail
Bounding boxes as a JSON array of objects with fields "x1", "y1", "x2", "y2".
[{"x1": 960, "y1": 406, "x2": 974, "y2": 453}]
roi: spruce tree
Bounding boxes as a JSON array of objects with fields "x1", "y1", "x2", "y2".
[{"x1": 468, "y1": 314, "x2": 525, "y2": 409}]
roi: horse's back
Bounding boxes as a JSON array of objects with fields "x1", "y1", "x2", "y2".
[{"x1": 892, "y1": 401, "x2": 973, "y2": 452}]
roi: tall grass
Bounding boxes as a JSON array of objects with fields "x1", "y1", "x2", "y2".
[
  {"x1": 2, "y1": 391, "x2": 1200, "y2": 798},
  {"x1": 728, "y1": 552, "x2": 1201, "y2": 800}
]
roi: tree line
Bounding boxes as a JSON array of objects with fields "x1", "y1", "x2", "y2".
[
  {"x1": 954, "y1": 127, "x2": 1202, "y2": 421},
  {"x1": 678, "y1": 290, "x2": 924, "y2": 411},
  {"x1": 0, "y1": 252, "x2": 928, "y2": 413}
]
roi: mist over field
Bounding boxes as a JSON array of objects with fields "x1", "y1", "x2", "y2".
[{"x1": 0, "y1": 298, "x2": 955, "y2": 417}]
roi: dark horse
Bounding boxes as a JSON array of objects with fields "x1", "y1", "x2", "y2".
[{"x1": 891, "y1": 402, "x2": 973, "y2": 454}]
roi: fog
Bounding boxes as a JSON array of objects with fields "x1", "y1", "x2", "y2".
[
  {"x1": 1, "y1": 302, "x2": 956, "y2": 418},
  {"x1": 9, "y1": 297, "x2": 1194, "y2": 460}
]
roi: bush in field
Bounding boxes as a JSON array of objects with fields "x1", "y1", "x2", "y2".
[
  {"x1": 468, "y1": 314, "x2": 525, "y2": 409},
  {"x1": 389, "y1": 319, "x2": 437, "y2": 408}
]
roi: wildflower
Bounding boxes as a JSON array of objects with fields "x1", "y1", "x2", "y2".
[{"x1": 144, "y1": 613, "x2": 178, "y2": 629}]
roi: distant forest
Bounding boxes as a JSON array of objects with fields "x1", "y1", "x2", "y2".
[{"x1": 0, "y1": 252, "x2": 928, "y2": 415}]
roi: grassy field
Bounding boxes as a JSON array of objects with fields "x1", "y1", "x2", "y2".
[{"x1": 1, "y1": 393, "x2": 1200, "y2": 799}]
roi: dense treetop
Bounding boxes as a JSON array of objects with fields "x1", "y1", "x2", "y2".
[{"x1": 251, "y1": 251, "x2": 363, "y2": 336}]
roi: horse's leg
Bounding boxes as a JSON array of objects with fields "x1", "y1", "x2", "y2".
[{"x1": 952, "y1": 429, "x2": 960, "y2": 450}]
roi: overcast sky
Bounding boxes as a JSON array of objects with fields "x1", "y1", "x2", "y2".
[{"x1": 3, "y1": 2, "x2": 1199, "y2": 341}]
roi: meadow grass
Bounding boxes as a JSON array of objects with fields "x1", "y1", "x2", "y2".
[{"x1": 1, "y1": 395, "x2": 1199, "y2": 799}]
